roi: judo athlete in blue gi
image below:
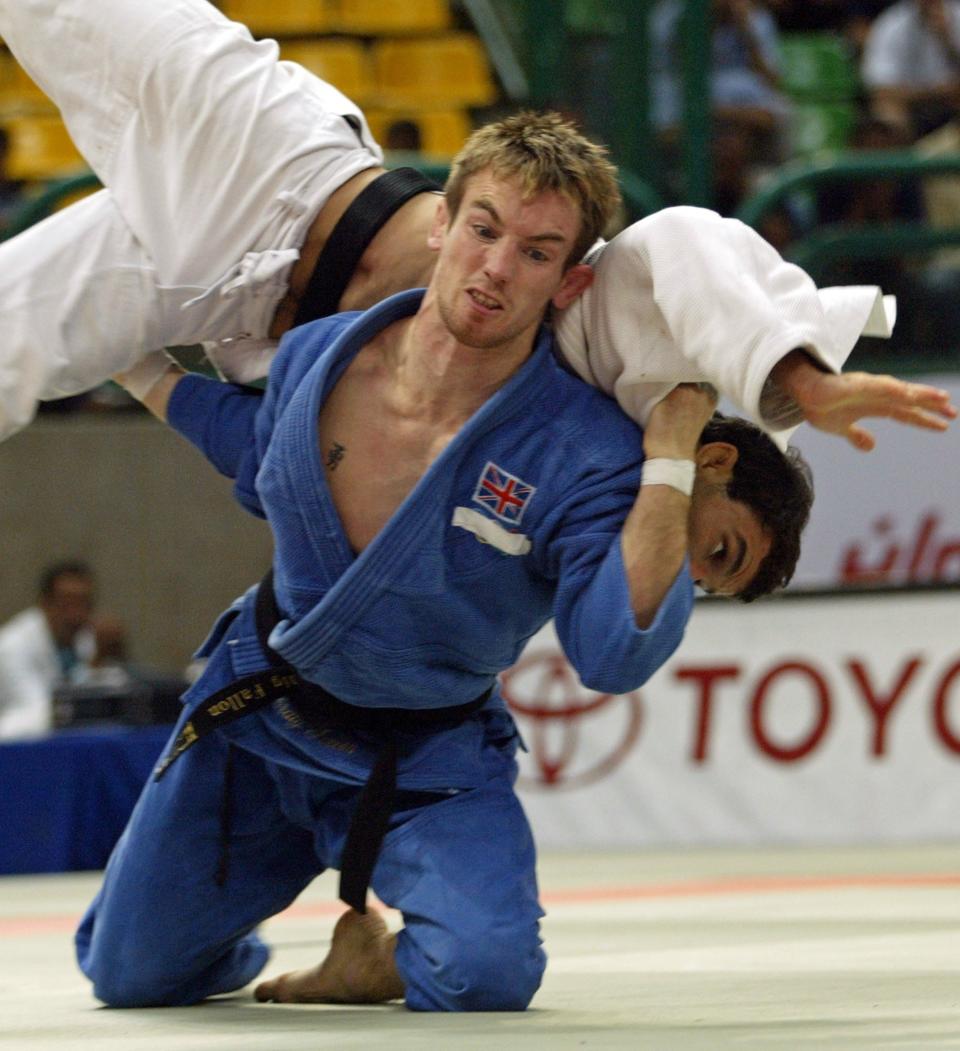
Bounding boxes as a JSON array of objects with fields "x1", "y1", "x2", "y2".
[{"x1": 81, "y1": 113, "x2": 810, "y2": 1012}]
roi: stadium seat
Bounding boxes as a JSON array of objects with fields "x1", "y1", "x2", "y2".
[
  {"x1": 5, "y1": 115, "x2": 83, "y2": 179},
  {"x1": 279, "y1": 40, "x2": 374, "y2": 105},
  {"x1": 779, "y1": 33, "x2": 859, "y2": 103},
  {"x1": 219, "y1": 0, "x2": 335, "y2": 37},
  {"x1": 365, "y1": 108, "x2": 471, "y2": 157},
  {"x1": 372, "y1": 35, "x2": 497, "y2": 108},
  {"x1": 0, "y1": 52, "x2": 53, "y2": 112},
  {"x1": 328, "y1": 0, "x2": 451, "y2": 35},
  {"x1": 564, "y1": 0, "x2": 617, "y2": 34},
  {"x1": 790, "y1": 101, "x2": 856, "y2": 158}
]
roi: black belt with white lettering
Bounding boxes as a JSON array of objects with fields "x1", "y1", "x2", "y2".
[
  {"x1": 291, "y1": 166, "x2": 442, "y2": 327},
  {"x1": 154, "y1": 570, "x2": 489, "y2": 912}
]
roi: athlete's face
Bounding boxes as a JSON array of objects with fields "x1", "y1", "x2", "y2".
[
  {"x1": 427, "y1": 169, "x2": 593, "y2": 353},
  {"x1": 686, "y1": 443, "x2": 772, "y2": 598}
]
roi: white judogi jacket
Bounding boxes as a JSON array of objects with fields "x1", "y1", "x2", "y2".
[{"x1": 555, "y1": 207, "x2": 895, "y2": 448}]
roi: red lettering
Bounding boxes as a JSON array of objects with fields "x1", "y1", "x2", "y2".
[
  {"x1": 839, "y1": 516, "x2": 899, "y2": 585},
  {"x1": 750, "y1": 662, "x2": 830, "y2": 762},
  {"x1": 934, "y1": 542, "x2": 960, "y2": 580},
  {"x1": 933, "y1": 660, "x2": 960, "y2": 754},
  {"x1": 846, "y1": 657, "x2": 923, "y2": 757},
  {"x1": 674, "y1": 665, "x2": 741, "y2": 763},
  {"x1": 907, "y1": 513, "x2": 938, "y2": 579}
]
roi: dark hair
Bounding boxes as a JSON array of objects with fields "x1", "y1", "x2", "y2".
[
  {"x1": 39, "y1": 559, "x2": 93, "y2": 598},
  {"x1": 698, "y1": 413, "x2": 813, "y2": 602}
]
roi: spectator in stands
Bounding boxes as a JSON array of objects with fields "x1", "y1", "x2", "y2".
[
  {"x1": 0, "y1": 560, "x2": 97, "y2": 740},
  {"x1": 652, "y1": 0, "x2": 792, "y2": 215},
  {"x1": 862, "y1": 0, "x2": 960, "y2": 138},
  {"x1": 652, "y1": 0, "x2": 791, "y2": 147}
]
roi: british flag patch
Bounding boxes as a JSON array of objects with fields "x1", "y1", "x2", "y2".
[{"x1": 472, "y1": 461, "x2": 536, "y2": 525}]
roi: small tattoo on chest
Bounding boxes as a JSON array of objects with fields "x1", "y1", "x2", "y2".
[{"x1": 326, "y1": 441, "x2": 346, "y2": 471}]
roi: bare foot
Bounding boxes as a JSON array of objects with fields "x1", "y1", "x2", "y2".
[{"x1": 254, "y1": 908, "x2": 404, "y2": 1004}]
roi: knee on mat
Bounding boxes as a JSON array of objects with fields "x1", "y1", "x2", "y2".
[
  {"x1": 427, "y1": 930, "x2": 545, "y2": 1012},
  {"x1": 88, "y1": 970, "x2": 180, "y2": 1009},
  {"x1": 79, "y1": 935, "x2": 188, "y2": 1008}
]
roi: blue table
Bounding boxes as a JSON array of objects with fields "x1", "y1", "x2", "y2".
[{"x1": 0, "y1": 724, "x2": 172, "y2": 874}]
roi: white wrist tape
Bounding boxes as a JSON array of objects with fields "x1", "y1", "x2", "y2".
[
  {"x1": 116, "y1": 350, "x2": 177, "y2": 401},
  {"x1": 641, "y1": 458, "x2": 696, "y2": 496}
]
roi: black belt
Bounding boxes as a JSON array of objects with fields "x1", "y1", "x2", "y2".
[
  {"x1": 154, "y1": 570, "x2": 489, "y2": 912},
  {"x1": 291, "y1": 166, "x2": 441, "y2": 327}
]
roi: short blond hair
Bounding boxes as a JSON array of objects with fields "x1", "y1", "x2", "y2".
[{"x1": 444, "y1": 111, "x2": 621, "y2": 266}]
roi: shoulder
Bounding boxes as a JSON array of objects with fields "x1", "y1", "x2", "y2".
[
  {"x1": 869, "y1": 2, "x2": 912, "y2": 37},
  {"x1": 273, "y1": 312, "x2": 362, "y2": 375},
  {"x1": 0, "y1": 608, "x2": 46, "y2": 650},
  {"x1": 533, "y1": 348, "x2": 645, "y2": 467}
]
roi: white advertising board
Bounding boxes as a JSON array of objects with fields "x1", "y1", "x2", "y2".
[
  {"x1": 787, "y1": 374, "x2": 960, "y2": 589},
  {"x1": 512, "y1": 590, "x2": 960, "y2": 848}
]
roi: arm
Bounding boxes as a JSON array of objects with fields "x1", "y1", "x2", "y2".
[
  {"x1": 770, "y1": 351, "x2": 957, "y2": 451},
  {"x1": 620, "y1": 384, "x2": 717, "y2": 625},
  {"x1": 544, "y1": 387, "x2": 715, "y2": 694},
  {"x1": 113, "y1": 350, "x2": 268, "y2": 508},
  {"x1": 554, "y1": 207, "x2": 955, "y2": 447},
  {"x1": 555, "y1": 207, "x2": 847, "y2": 433}
]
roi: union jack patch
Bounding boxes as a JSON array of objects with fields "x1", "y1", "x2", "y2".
[{"x1": 472, "y1": 461, "x2": 536, "y2": 525}]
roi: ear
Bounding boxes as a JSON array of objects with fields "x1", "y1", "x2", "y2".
[
  {"x1": 695, "y1": 441, "x2": 739, "y2": 486},
  {"x1": 426, "y1": 197, "x2": 450, "y2": 252},
  {"x1": 551, "y1": 263, "x2": 594, "y2": 311}
]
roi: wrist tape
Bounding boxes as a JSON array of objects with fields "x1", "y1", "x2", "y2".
[
  {"x1": 117, "y1": 350, "x2": 177, "y2": 401},
  {"x1": 641, "y1": 457, "x2": 696, "y2": 496}
]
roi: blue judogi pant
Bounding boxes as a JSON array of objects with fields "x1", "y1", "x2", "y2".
[{"x1": 75, "y1": 708, "x2": 546, "y2": 1012}]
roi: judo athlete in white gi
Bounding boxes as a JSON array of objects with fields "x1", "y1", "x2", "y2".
[
  {"x1": 0, "y1": 0, "x2": 953, "y2": 449},
  {"x1": 82, "y1": 113, "x2": 809, "y2": 1013}
]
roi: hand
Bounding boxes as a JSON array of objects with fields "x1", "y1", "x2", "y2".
[
  {"x1": 792, "y1": 370, "x2": 957, "y2": 451},
  {"x1": 643, "y1": 383, "x2": 719, "y2": 460}
]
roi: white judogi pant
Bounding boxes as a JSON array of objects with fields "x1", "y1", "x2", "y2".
[{"x1": 0, "y1": 0, "x2": 381, "y2": 435}]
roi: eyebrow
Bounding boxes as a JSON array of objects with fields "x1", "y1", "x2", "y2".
[{"x1": 470, "y1": 198, "x2": 569, "y2": 244}]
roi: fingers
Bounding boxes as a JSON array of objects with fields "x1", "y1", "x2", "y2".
[{"x1": 845, "y1": 424, "x2": 876, "y2": 453}]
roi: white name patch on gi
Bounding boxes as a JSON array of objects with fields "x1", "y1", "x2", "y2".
[{"x1": 452, "y1": 507, "x2": 532, "y2": 556}]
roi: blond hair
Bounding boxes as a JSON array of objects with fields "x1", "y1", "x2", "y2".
[{"x1": 444, "y1": 111, "x2": 621, "y2": 265}]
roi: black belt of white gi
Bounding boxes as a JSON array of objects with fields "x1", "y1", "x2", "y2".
[
  {"x1": 292, "y1": 165, "x2": 442, "y2": 327},
  {"x1": 153, "y1": 569, "x2": 489, "y2": 913}
]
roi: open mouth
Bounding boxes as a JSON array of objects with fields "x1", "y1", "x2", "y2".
[{"x1": 467, "y1": 289, "x2": 502, "y2": 312}]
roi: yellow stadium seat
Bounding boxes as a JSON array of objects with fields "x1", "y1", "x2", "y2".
[
  {"x1": 372, "y1": 35, "x2": 497, "y2": 108},
  {"x1": 5, "y1": 115, "x2": 83, "y2": 179},
  {"x1": 219, "y1": 0, "x2": 335, "y2": 37},
  {"x1": 328, "y1": 0, "x2": 451, "y2": 35},
  {"x1": 366, "y1": 108, "x2": 471, "y2": 157},
  {"x1": 279, "y1": 40, "x2": 374, "y2": 106},
  {"x1": 0, "y1": 54, "x2": 53, "y2": 112}
]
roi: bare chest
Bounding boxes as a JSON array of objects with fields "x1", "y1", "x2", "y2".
[{"x1": 318, "y1": 388, "x2": 458, "y2": 554}]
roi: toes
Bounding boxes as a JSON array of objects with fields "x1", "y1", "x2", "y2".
[{"x1": 253, "y1": 974, "x2": 287, "y2": 1003}]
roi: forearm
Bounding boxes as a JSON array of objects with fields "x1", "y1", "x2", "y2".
[
  {"x1": 620, "y1": 483, "x2": 690, "y2": 628},
  {"x1": 620, "y1": 384, "x2": 708, "y2": 627},
  {"x1": 113, "y1": 351, "x2": 187, "y2": 422},
  {"x1": 769, "y1": 348, "x2": 956, "y2": 449}
]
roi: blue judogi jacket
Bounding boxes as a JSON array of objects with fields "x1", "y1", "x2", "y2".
[{"x1": 168, "y1": 290, "x2": 693, "y2": 788}]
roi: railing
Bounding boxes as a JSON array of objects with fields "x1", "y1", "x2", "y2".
[
  {"x1": 4, "y1": 171, "x2": 100, "y2": 239},
  {"x1": 737, "y1": 151, "x2": 960, "y2": 235}
]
